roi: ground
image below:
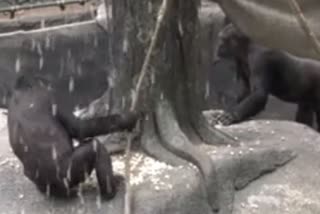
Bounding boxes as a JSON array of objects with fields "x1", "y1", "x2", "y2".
[{"x1": 0, "y1": 108, "x2": 320, "y2": 214}]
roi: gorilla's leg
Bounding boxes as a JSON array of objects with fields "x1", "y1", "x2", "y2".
[
  {"x1": 41, "y1": 142, "x2": 117, "y2": 199},
  {"x1": 67, "y1": 142, "x2": 116, "y2": 199},
  {"x1": 315, "y1": 106, "x2": 320, "y2": 131},
  {"x1": 295, "y1": 103, "x2": 314, "y2": 127}
]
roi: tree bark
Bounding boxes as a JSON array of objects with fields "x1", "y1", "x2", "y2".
[{"x1": 99, "y1": 0, "x2": 241, "y2": 211}]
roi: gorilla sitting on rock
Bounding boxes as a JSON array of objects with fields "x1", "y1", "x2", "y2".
[
  {"x1": 210, "y1": 23, "x2": 320, "y2": 131},
  {"x1": 8, "y1": 73, "x2": 141, "y2": 199}
]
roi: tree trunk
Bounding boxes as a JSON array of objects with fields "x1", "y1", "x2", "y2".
[
  {"x1": 78, "y1": 0, "x2": 295, "y2": 213},
  {"x1": 100, "y1": 0, "x2": 239, "y2": 211}
]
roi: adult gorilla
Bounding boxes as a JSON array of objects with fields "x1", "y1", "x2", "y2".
[
  {"x1": 8, "y1": 73, "x2": 141, "y2": 199},
  {"x1": 211, "y1": 24, "x2": 320, "y2": 131}
]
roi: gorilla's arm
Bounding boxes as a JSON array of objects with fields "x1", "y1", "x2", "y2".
[
  {"x1": 236, "y1": 87, "x2": 250, "y2": 103},
  {"x1": 231, "y1": 89, "x2": 268, "y2": 121},
  {"x1": 230, "y1": 66, "x2": 269, "y2": 122},
  {"x1": 235, "y1": 75, "x2": 251, "y2": 103},
  {"x1": 57, "y1": 109, "x2": 138, "y2": 140}
]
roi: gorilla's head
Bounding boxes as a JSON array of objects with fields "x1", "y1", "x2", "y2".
[
  {"x1": 215, "y1": 24, "x2": 250, "y2": 59},
  {"x1": 14, "y1": 72, "x2": 51, "y2": 90}
]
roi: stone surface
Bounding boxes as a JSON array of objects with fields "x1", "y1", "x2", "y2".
[
  {"x1": 0, "y1": 108, "x2": 309, "y2": 214},
  {"x1": 221, "y1": 121, "x2": 320, "y2": 214}
]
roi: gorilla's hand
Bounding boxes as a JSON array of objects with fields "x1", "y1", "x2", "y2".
[
  {"x1": 203, "y1": 109, "x2": 236, "y2": 126},
  {"x1": 214, "y1": 111, "x2": 235, "y2": 126},
  {"x1": 121, "y1": 111, "x2": 144, "y2": 131}
]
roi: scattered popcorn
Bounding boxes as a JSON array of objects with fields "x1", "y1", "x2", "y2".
[{"x1": 112, "y1": 153, "x2": 176, "y2": 190}]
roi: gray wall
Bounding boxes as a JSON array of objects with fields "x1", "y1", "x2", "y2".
[{"x1": 0, "y1": 20, "x2": 111, "y2": 113}]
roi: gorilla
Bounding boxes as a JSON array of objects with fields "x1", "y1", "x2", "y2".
[
  {"x1": 212, "y1": 23, "x2": 320, "y2": 130},
  {"x1": 8, "y1": 73, "x2": 140, "y2": 199}
]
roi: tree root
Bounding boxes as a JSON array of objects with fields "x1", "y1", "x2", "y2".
[
  {"x1": 154, "y1": 98, "x2": 220, "y2": 211},
  {"x1": 140, "y1": 114, "x2": 186, "y2": 166}
]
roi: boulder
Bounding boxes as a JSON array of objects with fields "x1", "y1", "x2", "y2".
[{"x1": 223, "y1": 121, "x2": 320, "y2": 214}]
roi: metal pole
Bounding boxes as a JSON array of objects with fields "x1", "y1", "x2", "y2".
[{"x1": 0, "y1": 0, "x2": 90, "y2": 18}]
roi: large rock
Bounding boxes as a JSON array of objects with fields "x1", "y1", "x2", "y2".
[
  {"x1": 223, "y1": 121, "x2": 320, "y2": 214},
  {"x1": 2, "y1": 109, "x2": 318, "y2": 214}
]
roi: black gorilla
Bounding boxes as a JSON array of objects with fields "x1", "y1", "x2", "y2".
[
  {"x1": 8, "y1": 74, "x2": 140, "y2": 199},
  {"x1": 213, "y1": 24, "x2": 320, "y2": 130}
]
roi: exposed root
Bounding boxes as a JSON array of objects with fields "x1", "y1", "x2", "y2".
[
  {"x1": 155, "y1": 97, "x2": 220, "y2": 211},
  {"x1": 140, "y1": 114, "x2": 186, "y2": 166}
]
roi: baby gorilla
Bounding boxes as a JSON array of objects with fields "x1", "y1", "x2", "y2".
[
  {"x1": 212, "y1": 23, "x2": 320, "y2": 130},
  {"x1": 8, "y1": 74, "x2": 140, "y2": 199}
]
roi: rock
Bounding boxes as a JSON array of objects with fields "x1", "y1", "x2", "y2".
[
  {"x1": 0, "y1": 119, "x2": 308, "y2": 214},
  {"x1": 220, "y1": 120, "x2": 320, "y2": 214}
]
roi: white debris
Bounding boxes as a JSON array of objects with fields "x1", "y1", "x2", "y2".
[
  {"x1": 96, "y1": 195, "x2": 101, "y2": 210},
  {"x1": 68, "y1": 77, "x2": 75, "y2": 93},
  {"x1": 112, "y1": 153, "x2": 176, "y2": 190},
  {"x1": 0, "y1": 159, "x2": 9, "y2": 166},
  {"x1": 15, "y1": 57, "x2": 21, "y2": 73}
]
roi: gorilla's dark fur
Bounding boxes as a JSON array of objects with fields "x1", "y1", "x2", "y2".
[
  {"x1": 8, "y1": 73, "x2": 140, "y2": 199},
  {"x1": 215, "y1": 24, "x2": 320, "y2": 130}
]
